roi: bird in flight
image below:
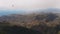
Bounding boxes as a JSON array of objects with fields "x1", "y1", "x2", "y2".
[{"x1": 12, "y1": 4, "x2": 14, "y2": 7}]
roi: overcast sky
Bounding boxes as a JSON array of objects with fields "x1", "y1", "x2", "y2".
[{"x1": 0, "y1": 0, "x2": 60, "y2": 10}]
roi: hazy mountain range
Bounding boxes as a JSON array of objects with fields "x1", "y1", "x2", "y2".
[
  {"x1": 0, "y1": 8, "x2": 60, "y2": 16},
  {"x1": 0, "y1": 10, "x2": 25, "y2": 16}
]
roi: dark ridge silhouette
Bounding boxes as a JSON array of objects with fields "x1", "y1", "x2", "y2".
[
  {"x1": 1, "y1": 25, "x2": 41, "y2": 34},
  {"x1": 0, "y1": 22, "x2": 60, "y2": 34},
  {"x1": 55, "y1": 25, "x2": 60, "y2": 34},
  {"x1": 31, "y1": 24, "x2": 60, "y2": 34}
]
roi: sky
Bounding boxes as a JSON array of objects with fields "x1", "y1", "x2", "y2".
[{"x1": 0, "y1": 0, "x2": 60, "y2": 10}]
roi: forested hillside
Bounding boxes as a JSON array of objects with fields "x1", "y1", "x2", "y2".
[{"x1": 0, "y1": 13, "x2": 60, "y2": 34}]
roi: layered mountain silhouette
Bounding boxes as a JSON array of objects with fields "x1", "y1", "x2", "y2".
[
  {"x1": 0, "y1": 8, "x2": 60, "y2": 34},
  {"x1": 0, "y1": 13, "x2": 60, "y2": 34},
  {"x1": 0, "y1": 12, "x2": 59, "y2": 27}
]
